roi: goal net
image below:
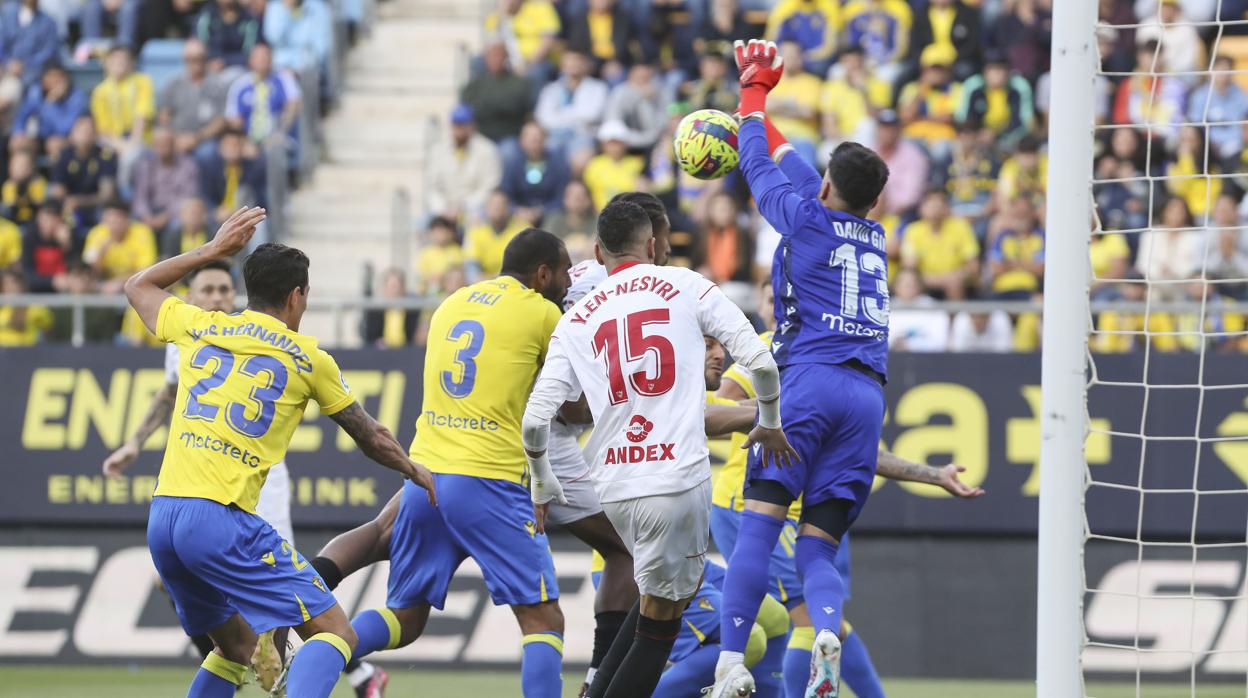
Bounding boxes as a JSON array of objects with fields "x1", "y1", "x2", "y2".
[{"x1": 1040, "y1": 0, "x2": 1248, "y2": 696}]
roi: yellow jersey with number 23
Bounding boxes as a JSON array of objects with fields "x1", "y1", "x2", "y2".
[
  {"x1": 153, "y1": 297, "x2": 356, "y2": 512},
  {"x1": 411, "y1": 276, "x2": 562, "y2": 483}
]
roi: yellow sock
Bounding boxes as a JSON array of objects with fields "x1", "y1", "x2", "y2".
[{"x1": 201, "y1": 652, "x2": 248, "y2": 686}]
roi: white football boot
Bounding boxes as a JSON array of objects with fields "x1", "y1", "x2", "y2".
[
  {"x1": 805, "y1": 629, "x2": 843, "y2": 698},
  {"x1": 704, "y1": 663, "x2": 755, "y2": 697}
]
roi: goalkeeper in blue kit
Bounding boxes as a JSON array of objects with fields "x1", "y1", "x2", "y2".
[{"x1": 711, "y1": 40, "x2": 892, "y2": 698}]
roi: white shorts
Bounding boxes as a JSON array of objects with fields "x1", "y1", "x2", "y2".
[
  {"x1": 602, "y1": 478, "x2": 712, "y2": 601},
  {"x1": 256, "y1": 461, "x2": 295, "y2": 544},
  {"x1": 546, "y1": 422, "x2": 604, "y2": 526}
]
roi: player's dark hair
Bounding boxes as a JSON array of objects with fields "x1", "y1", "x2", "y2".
[
  {"x1": 826, "y1": 142, "x2": 889, "y2": 213},
  {"x1": 243, "y1": 243, "x2": 309, "y2": 310},
  {"x1": 596, "y1": 200, "x2": 653, "y2": 254},
  {"x1": 500, "y1": 228, "x2": 565, "y2": 278},
  {"x1": 608, "y1": 191, "x2": 668, "y2": 237},
  {"x1": 187, "y1": 260, "x2": 234, "y2": 285}
]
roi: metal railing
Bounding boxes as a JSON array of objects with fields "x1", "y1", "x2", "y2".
[{"x1": 3, "y1": 294, "x2": 1231, "y2": 348}]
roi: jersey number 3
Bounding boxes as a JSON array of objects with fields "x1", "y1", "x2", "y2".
[
  {"x1": 593, "y1": 308, "x2": 676, "y2": 405},
  {"x1": 441, "y1": 319, "x2": 485, "y2": 398},
  {"x1": 183, "y1": 345, "x2": 288, "y2": 438}
]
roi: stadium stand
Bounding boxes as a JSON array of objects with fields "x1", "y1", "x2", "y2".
[{"x1": 4, "y1": 0, "x2": 1248, "y2": 355}]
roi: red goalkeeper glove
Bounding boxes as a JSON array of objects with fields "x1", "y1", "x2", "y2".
[{"x1": 734, "y1": 39, "x2": 785, "y2": 119}]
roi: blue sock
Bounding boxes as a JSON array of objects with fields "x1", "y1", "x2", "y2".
[
  {"x1": 795, "y1": 535, "x2": 846, "y2": 636},
  {"x1": 783, "y1": 626, "x2": 814, "y2": 698},
  {"x1": 721, "y1": 511, "x2": 785, "y2": 652},
  {"x1": 351, "y1": 608, "x2": 399, "y2": 660},
  {"x1": 754, "y1": 633, "x2": 787, "y2": 698},
  {"x1": 651, "y1": 643, "x2": 719, "y2": 698},
  {"x1": 521, "y1": 632, "x2": 564, "y2": 698},
  {"x1": 188, "y1": 654, "x2": 246, "y2": 698},
  {"x1": 286, "y1": 633, "x2": 350, "y2": 697},
  {"x1": 841, "y1": 628, "x2": 885, "y2": 698}
]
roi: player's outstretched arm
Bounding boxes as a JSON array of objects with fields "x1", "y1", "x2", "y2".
[
  {"x1": 102, "y1": 380, "x2": 177, "y2": 479},
  {"x1": 876, "y1": 449, "x2": 986, "y2": 499},
  {"x1": 733, "y1": 39, "x2": 807, "y2": 235},
  {"x1": 330, "y1": 402, "x2": 438, "y2": 505},
  {"x1": 770, "y1": 117, "x2": 823, "y2": 198},
  {"x1": 705, "y1": 401, "x2": 757, "y2": 438},
  {"x1": 124, "y1": 206, "x2": 266, "y2": 333}
]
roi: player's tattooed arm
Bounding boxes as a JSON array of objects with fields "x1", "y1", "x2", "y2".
[
  {"x1": 102, "y1": 381, "x2": 177, "y2": 478},
  {"x1": 330, "y1": 402, "x2": 438, "y2": 505},
  {"x1": 875, "y1": 450, "x2": 986, "y2": 499}
]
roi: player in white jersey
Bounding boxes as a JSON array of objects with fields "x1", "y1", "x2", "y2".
[
  {"x1": 522, "y1": 200, "x2": 798, "y2": 697},
  {"x1": 100, "y1": 260, "x2": 379, "y2": 695},
  {"x1": 545, "y1": 192, "x2": 667, "y2": 695}
]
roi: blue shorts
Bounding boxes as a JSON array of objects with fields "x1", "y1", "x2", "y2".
[
  {"x1": 148, "y1": 496, "x2": 335, "y2": 636},
  {"x1": 747, "y1": 363, "x2": 884, "y2": 521},
  {"x1": 672, "y1": 562, "x2": 725, "y2": 662},
  {"x1": 710, "y1": 505, "x2": 805, "y2": 608},
  {"x1": 387, "y1": 474, "x2": 559, "y2": 609}
]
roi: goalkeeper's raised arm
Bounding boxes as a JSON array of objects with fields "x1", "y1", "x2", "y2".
[{"x1": 732, "y1": 40, "x2": 890, "y2": 233}]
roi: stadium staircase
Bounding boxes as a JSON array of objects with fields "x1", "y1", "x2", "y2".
[{"x1": 286, "y1": 0, "x2": 483, "y2": 344}]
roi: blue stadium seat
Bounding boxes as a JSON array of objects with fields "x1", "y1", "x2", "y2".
[
  {"x1": 139, "y1": 38, "x2": 187, "y2": 94},
  {"x1": 68, "y1": 61, "x2": 105, "y2": 96}
]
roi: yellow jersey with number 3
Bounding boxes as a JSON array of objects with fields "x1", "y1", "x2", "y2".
[
  {"x1": 153, "y1": 297, "x2": 355, "y2": 512},
  {"x1": 411, "y1": 276, "x2": 562, "y2": 483}
]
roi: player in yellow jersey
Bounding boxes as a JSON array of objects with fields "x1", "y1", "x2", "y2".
[
  {"x1": 123, "y1": 207, "x2": 436, "y2": 698},
  {"x1": 347, "y1": 228, "x2": 572, "y2": 698}
]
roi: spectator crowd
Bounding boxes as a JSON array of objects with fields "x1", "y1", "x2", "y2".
[
  {"x1": 5, "y1": 0, "x2": 1248, "y2": 354},
  {"x1": 0, "y1": 0, "x2": 358, "y2": 345},
  {"x1": 391, "y1": 0, "x2": 1248, "y2": 353}
]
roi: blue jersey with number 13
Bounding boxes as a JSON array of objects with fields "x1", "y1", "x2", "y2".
[{"x1": 738, "y1": 119, "x2": 890, "y2": 378}]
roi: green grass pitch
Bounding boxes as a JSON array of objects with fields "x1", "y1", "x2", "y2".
[{"x1": 0, "y1": 666, "x2": 1240, "y2": 698}]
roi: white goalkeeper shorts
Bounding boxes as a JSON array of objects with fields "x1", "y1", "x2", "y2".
[
  {"x1": 602, "y1": 478, "x2": 711, "y2": 602},
  {"x1": 545, "y1": 424, "x2": 604, "y2": 526},
  {"x1": 256, "y1": 461, "x2": 295, "y2": 544}
]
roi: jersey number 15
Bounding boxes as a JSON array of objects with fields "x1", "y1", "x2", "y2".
[{"x1": 593, "y1": 308, "x2": 676, "y2": 405}]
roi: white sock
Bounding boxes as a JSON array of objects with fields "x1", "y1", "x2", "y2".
[
  {"x1": 583, "y1": 667, "x2": 597, "y2": 686},
  {"x1": 346, "y1": 661, "x2": 375, "y2": 688},
  {"x1": 715, "y1": 650, "x2": 746, "y2": 679}
]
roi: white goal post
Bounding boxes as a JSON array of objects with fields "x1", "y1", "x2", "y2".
[
  {"x1": 1040, "y1": 0, "x2": 1248, "y2": 695},
  {"x1": 1037, "y1": 0, "x2": 1096, "y2": 694}
]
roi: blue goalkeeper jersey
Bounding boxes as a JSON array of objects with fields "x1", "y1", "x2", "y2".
[{"x1": 739, "y1": 119, "x2": 890, "y2": 378}]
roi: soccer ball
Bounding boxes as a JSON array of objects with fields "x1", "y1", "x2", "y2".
[{"x1": 673, "y1": 109, "x2": 740, "y2": 180}]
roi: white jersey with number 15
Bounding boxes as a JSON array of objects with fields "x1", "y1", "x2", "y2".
[{"x1": 538, "y1": 262, "x2": 769, "y2": 504}]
